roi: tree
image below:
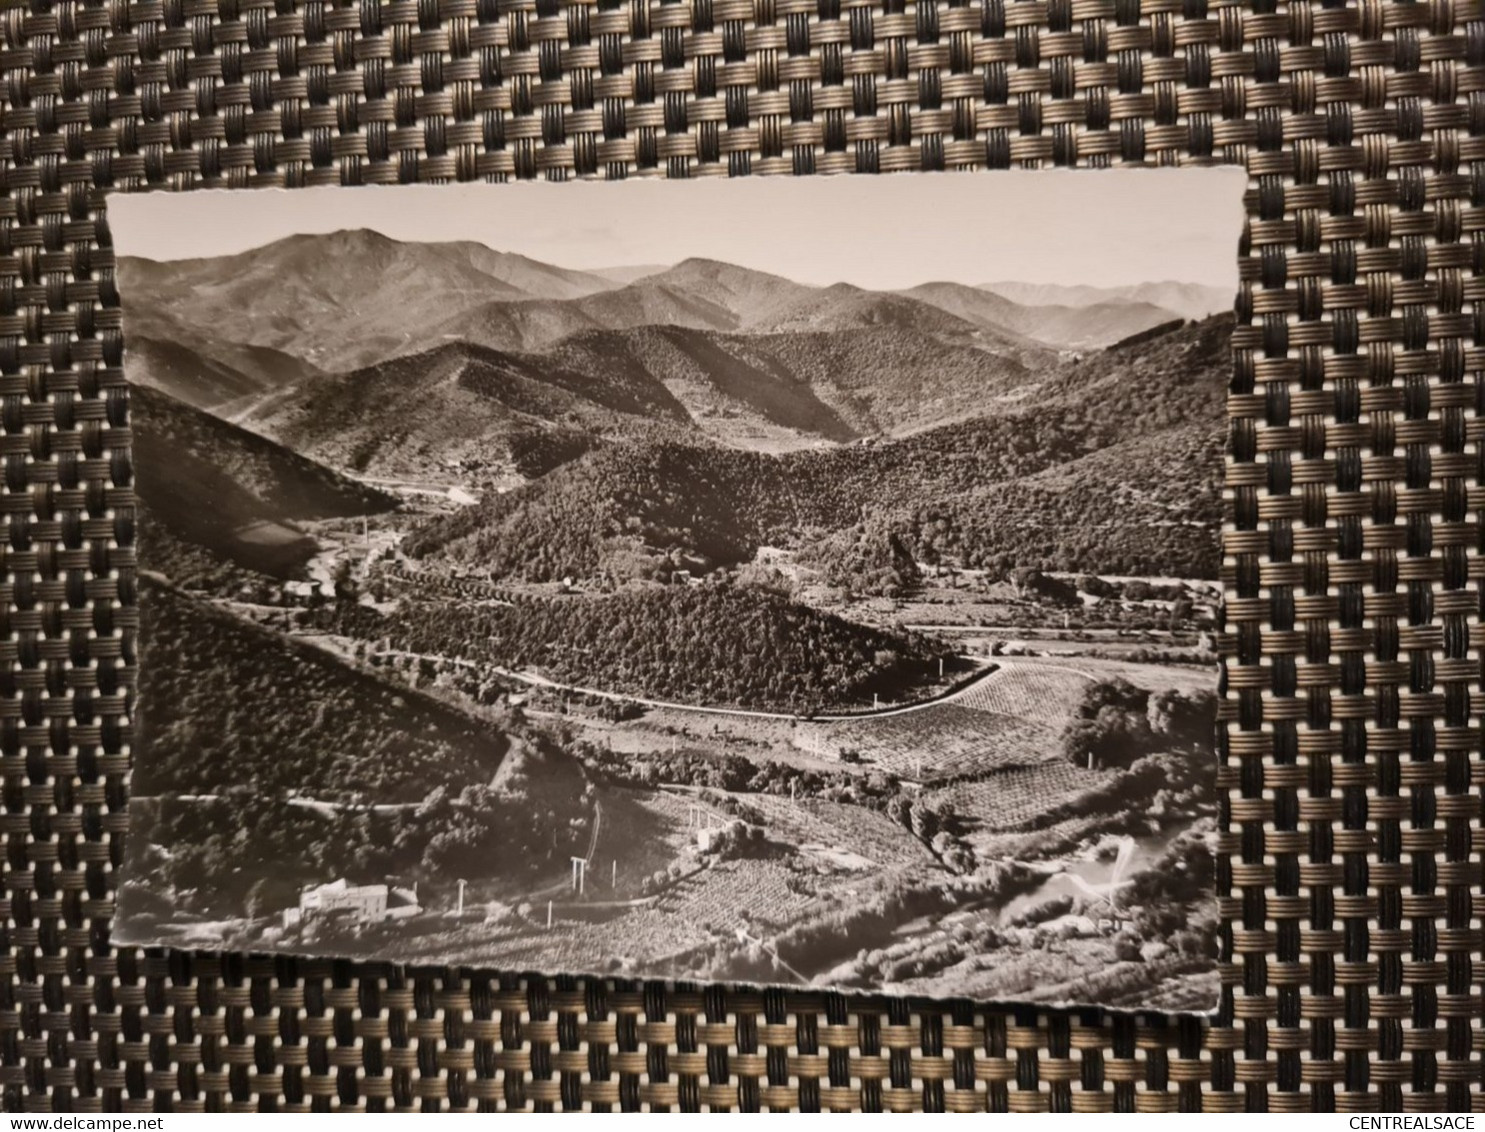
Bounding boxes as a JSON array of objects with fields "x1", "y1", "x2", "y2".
[
  {"x1": 1009, "y1": 567, "x2": 1077, "y2": 605},
  {"x1": 1078, "y1": 574, "x2": 1114, "y2": 599},
  {"x1": 1147, "y1": 688, "x2": 1216, "y2": 746},
  {"x1": 1061, "y1": 680, "x2": 1155, "y2": 769},
  {"x1": 332, "y1": 558, "x2": 358, "y2": 602},
  {"x1": 1009, "y1": 567, "x2": 1043, "y2": 598},
  {"x1": 245, "y1": 876, "x2": 273, "y2": 921},
  {"x1": 1167, "y1": 597, "x2": 1193, "y2": 629},
  {"x1": 910, "y1": 803, "x2": 941, "y2": 841},
  {"x1": 886, "y1": 794, "x2": 913, "y2": 830}
]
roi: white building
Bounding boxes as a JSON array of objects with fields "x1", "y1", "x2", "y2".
[{"x1": 283, "y1": 878, "x2": 420, "y2": 929}]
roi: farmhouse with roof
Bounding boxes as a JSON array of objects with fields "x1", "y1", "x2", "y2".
[{"x1": 283, "y1": 878, "x2": 420, "y2": 929}]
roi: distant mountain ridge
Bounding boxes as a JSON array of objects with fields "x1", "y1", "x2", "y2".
[
  {"x1": 979, "y1": 280, "x2": 1233, "y2": 323},
  {"x1": 898, "y1": 282, "x2": 1179, "y2": 352},
  {"x1": 120, "y1": 229, "x2": 1213, "y2": 380},
  {"x1": 234, "y1": 315, "x2": 1049, "y2": 479},
  {"x1": 123, "y1": 230, "x2": 1231, "y2": 589}
]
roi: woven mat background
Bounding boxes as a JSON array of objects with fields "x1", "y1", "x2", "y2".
[{"x1": 1, "y1": 0, "x2": 1482, "y2": 1113}]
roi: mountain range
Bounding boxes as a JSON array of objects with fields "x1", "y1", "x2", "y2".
[
  {"x1": 552, "y1": 263, "x2": 1233, "y2": 331},
  {"x1": 978, "y1": 280, "x2": 1233, "y2": 324},
  {"x1": 119, "y1": 229, "x2": 1209, "y2": 376},
  {"x1": 232, "y1": 318, "x2": 1055, "y2": 482},
  {"x1": 403, "y1": 315, "x2": 1231, "y2": 584},
  {"x1": 122, "y1": 229, "x2": 1230, "y2": 591}
]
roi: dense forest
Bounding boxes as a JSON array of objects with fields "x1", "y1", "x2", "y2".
[
  {"x1": 406, "y1": 317, "x2": 1231, "y2": 585},
  {"x1": 374, "y1": 583, "x2": 949, "y2": 712},
  {"x1": 134, "y1": 578, "x2": 509, "y2": 800},
  {"x1": 402, "y1": 442, "x2": 805, "y2": 579}
]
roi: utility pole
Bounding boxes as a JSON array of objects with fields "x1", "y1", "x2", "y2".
[
  {"x1": 456, "y1": 878, "x2": 466, "y2": 916},
  {"x1": 612, "y1": 860, "x2": 617, "y2": 889},
  {"x1": 571, "y1": 856, "x2": 587, "y2": 895},
  {"x1": 546, "y1": 900, "x2": 553, "y2": 929}
]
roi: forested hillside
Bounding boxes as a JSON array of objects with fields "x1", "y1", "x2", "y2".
[
  {"x1": 401, "y1": 442, "x2": 804, "y2": 577},
  {"x1": 134, "y1": 579, "x2": 509, "y2": 801},
  {"x1": 407, "y1": 317, "x2": 1231, "y2": 582},
  {"x1": 124, "y1": 331, "x2": 324, "y2": 412},
  {"x1": 133, "y1": 385, "x2": 395, "y2": 518},
  {"x1": 243, "y1": 316, "x2": 1049, "y2": 476},
  {"x1": 132, "y1": 385, "x2": 395, "y2": 580},
  {"x1": 379, "y1": 584, "x2": 948, "y2": 712},
  {"x1": 242, "y1": 339, "x2": 694, "y2": 479}
]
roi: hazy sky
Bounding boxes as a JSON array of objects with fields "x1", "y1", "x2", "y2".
[{"x1": 109, "y1": 169, "x2": 1244, "y2": 290}]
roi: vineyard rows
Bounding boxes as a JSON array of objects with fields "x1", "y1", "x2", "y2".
[
  {"x1": 953, "y1": 663, "x2": 1093, "y2": 723},
  {"x1": 825, "y1": 704, "x2": 1057, "y2": 781},
  {"x1": 649, "y1": 859, "x2": 812, "y2": 935},
  {"x1": 746, "y1": 794, "x2": 931, "y2": 868},
  {"x1": 926, "y1": 762, "x2": 1111, "y2": 835}
]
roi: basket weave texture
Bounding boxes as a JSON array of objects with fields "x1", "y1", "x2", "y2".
[{"x1": 1, "y1": 0, "x2": 1482, "y2": 1113}]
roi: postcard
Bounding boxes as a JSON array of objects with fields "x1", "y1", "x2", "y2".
[{"x1": 112, "y1": 170, "x2": 1242, "y2": 1010}]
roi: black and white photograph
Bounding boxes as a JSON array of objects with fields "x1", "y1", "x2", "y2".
[{"x1": 113, "y1": 171, "x2": 1242, "y2": 1010}]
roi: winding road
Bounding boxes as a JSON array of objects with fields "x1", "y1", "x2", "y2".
[{"x1": 369, "y1": 646, "x2": 1006, "y2": 723}]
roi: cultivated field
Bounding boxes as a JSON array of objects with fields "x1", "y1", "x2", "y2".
[
  {"x1": 1006, "y1": 654, "x2": 1216, "y2": 696},
  {"x1": 393, "y1": 856, "x2": 819, "y2": 977},
  {"x1": 953, "y1": 662, "x2": 1093, "y2": 720},
  {"x1": 822, "y1": 705, "x2": 1053, "y2": 781},
  {"x1": 742, "y1": 793, "x2": 935, "y2": 870},
  {"x1": 924, "y1": 762, "x2": 1115, "y2": 836}
]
